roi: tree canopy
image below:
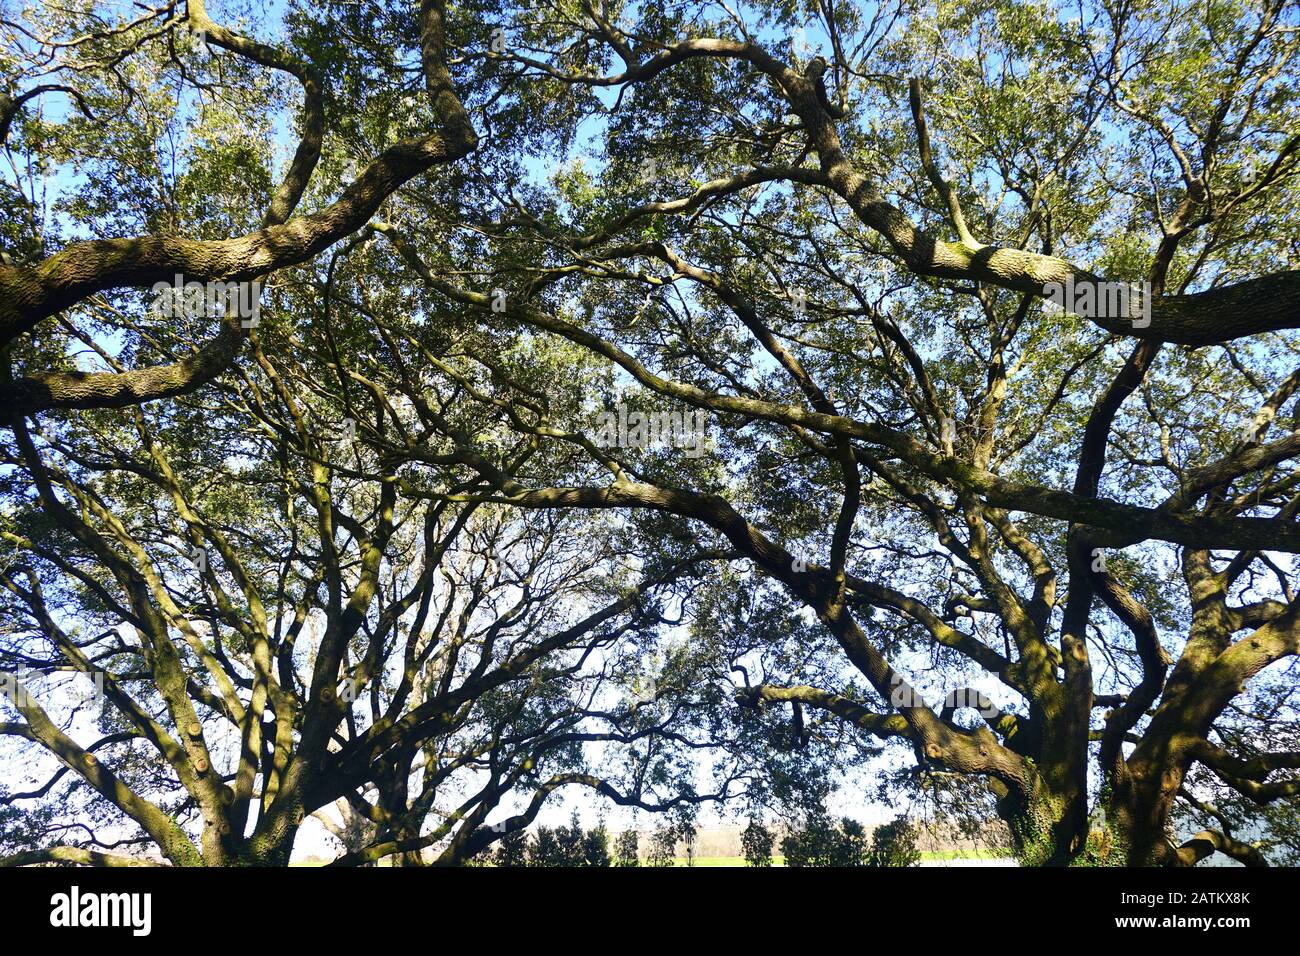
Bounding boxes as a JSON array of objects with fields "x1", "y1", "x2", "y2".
[{"x1": 2, "y1": 0, "x2": 1299, "y2": 867}]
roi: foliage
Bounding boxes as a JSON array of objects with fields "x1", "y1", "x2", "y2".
[
  {"x1": 645, "y1": 825, "x2": 678, "y2": 868},
  {"x1": 741, "y1": 818, "x2": 774, "y2": 867},
  {"x1": 866, "y1": 818, "x2": 921, "y2": 868},
  {"x1": 614, "y1": 829, "x2": 640, "y2": 867}
]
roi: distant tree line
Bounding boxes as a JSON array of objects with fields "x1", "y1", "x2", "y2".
[
  {"x1": 485, "y1": 813, "x2": 919, "y2": 867},
  {"x1": 486, "y1": 815, "x2": 693, "y2": 867},
  {"x1": 743, "y1": 816, "x2": 920, "y2": 868},
  {"x1": 488, "y1": 813, "x2": 611, "y2": 867}
]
